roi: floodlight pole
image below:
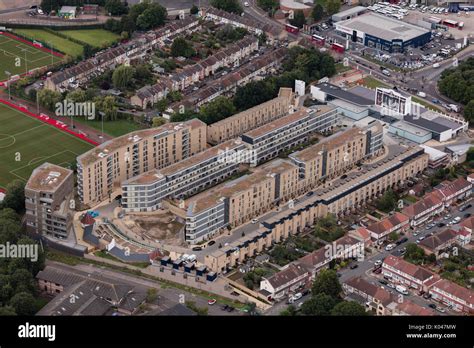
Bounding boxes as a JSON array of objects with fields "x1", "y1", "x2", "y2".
[{"x1": 5, "y1": 71, "x2": 11, "y2": 100}]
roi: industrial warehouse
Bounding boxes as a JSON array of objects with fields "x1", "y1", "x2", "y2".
[{"x1": 334, "y1": 13, "x2": 431, "y2": 52}]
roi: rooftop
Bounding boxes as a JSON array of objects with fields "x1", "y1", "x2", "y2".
[
  {"x1": 77, "y1": 119, "x2": 205, "y2": 166},
  {"x1": 244, "y1": 105, "x2": 336, "y2": 139},
  {"x1": 390, "y1": 121, "x2": 432, "y2": 138},
  {"x1": 316, "y1": 83, "x2": 374, "y2": 106},
  {"x1": 432, "y1": 279, "x2": 474, "y2": 306},
  {"x1": 337, "y1": 13, "x2": 429, "y2": 42},
  {"x1": 383, "y1": 255, "x2": 434, "y2": 282},
  {"x1": 419, "y1": 229, "x2": 458, "y2": 251},
  {"x1": 26, "y1": 163, "x2": 72, "y2": 192}
]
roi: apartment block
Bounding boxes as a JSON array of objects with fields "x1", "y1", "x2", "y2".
[
  {"x1": 241, "y1": 105, "x2": 339, "y2": 164},
  {"x1": 204, "y1": 147, "x2": 429, "y2": 272},
  {"x1": 25, "y1": 163, "x2": 74, "y2": 239},
  {"x1": 206, "y1": 88, "x2": 294, "y2": 144},
  {"x1": 174, "y1": 159, "x2": 298, "y2": 242},
  {"x1": 289, "y1": 122, "x2": 383, "y2": 189},
  {"x1": 77, "y1": 119, "x2": 207, "y2": 206},
  {"x1": 121, "y1": 139, "x2": 247, "y2": 213}
]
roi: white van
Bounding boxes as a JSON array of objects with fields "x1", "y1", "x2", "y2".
[
  {"x1": 396, "y1": 285, "x2": 408, "y2": 295},
  {"x1": 417, "y1": 91, "x2": 426, "y2": 98}
]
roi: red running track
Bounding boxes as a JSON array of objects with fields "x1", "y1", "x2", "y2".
[{"x1": 0, "y1": 98, "x2": 99, "y2": 146}]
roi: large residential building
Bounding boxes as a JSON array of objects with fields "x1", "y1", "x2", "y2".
[
  {"x1": 382, "y1": 255, "x2": 438, "y2": 292},
  {"x1": 204, "y1": 146, "x2": 428, "y2": 272},
  {"x1": 429, "y1": 279, "x2": 474, "y2": 314},
  {"x1": 241, "y1": 105, "x2": 339, "y2": 164},
  {"x1": 289, "y1": 122, "x2": 383, "y2": 190},
  {"x1": 121, "y1": 139, "x2": 247, "y2": 213},
  {"x1": 171, "y1": 159, "x2": 299, "y2": 242},
  {"x1": 77, "y1": 119, "x2": 207, "y2": 206},
  {"x1": 25, "y1": 163, "x2": 74, "y2": 239},
  {"x1": 206, "y1": 88, "x2": 294, "y2": 145}
]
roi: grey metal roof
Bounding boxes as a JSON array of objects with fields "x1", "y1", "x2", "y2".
[
  {"x1": 317, "y1": 83, "x2": 374, "y2": 106},
  {"x1": 337, "y1": 13, "x2": 429, "y2": 42},
  {"x1": 403, "y1": 115, "x2": 451, "y2": 134}
]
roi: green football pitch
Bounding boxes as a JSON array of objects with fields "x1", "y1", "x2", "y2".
[
  {"x1": 0, "y1": 103, "x2": 93, "y2": 190},
  {"x1": 0, "y1": 34, "x2": 62, "y2": 81}
]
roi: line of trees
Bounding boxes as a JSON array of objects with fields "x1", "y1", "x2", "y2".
[{"x1": 0, "y1": 181, "x2": 46, "y2": 316}]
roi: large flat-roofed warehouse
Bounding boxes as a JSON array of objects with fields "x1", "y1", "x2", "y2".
[{"x1": 334, "y1": 13, "x2": 431, "y2": 52}]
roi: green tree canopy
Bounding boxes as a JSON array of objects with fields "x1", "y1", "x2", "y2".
[
  {"x1": 300, "y1": 293, "x2": 337, "y2": 315},
  {"x1": 9, "y1": 292, "x2": 37, "y2": 316},
  {"x1": 112, "y1": 65, "x2": 134, "y2": 89},
  {"x1": 311, "y1": 269, "x2": 342, "y2": 300},
  {"x1": 171, "y1": 37, "x2": 196, "y2": 58},
  {"x1": 1, "y1": 180, "x2": 25, "y2": 213},
  {"x1": 331, "y1": 301, "x2": 368, "y2": 316},
  {"x1": 105, "y1": 0, "x2": 128, "y2": 16},
  {"x1": 289, "y1": 10, "x2": 306, "y2": 28},
  {"x1": 210, "y1": 0, "x2": 243, "y2": 14},
  {"x1": 311, "y1": 4, "x2": 324, "y2": 21}
]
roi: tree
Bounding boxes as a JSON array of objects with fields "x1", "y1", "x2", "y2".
[
  {"x1": 311, "y1": 4, "x2": 324, "y2": 21},
  {"x1": 331, "y1": 301, "x2": 368, "y2": 316},
  {"x1": 199, "y1": 96, "x2": 236, "y2": 124},
  {"x1": 300, "y1": 293, "x2": 337, "y2": 315},
  {"x1": 464, "y1": 100, "x2": 474, "y2": 124},
  {"x1": 257, "y1": 0, "x2": 279, "y2": 12},
  {"x1": 438, "y1": 57, "x2": 474, "y2": 106},
  {"x1": 311, "y1": 269, "x2": 342, "y2": 300},
  {"x1": 2, "y1": 180, "x2": 25, "y2": 213},
  {"x1": 404, "y1": 243, "x2": 428, "y2": 265},
  {"x1": 326, "y1": 0, "x2": 340, "y2": 15},
  {"x1": 67, "y1": 89, "x2": 87, "y2": 103},
  {"x1": 210, "y1": 0, "x2": 243, "y2": 14},
  {"x1": 37, "y1": 89, "x2": 62, "y2": 112},
  {"x1": 9, "y1": 292, "x2": 36, "y2": 316},
  {"x1": 83, "y1": 44, "x2": 94, "y2": 59},
  {"x1": 112, "y1": 65, "x2": 134, "y2": 89},
  {"x1": 146, "y1": 288, "x2": 158, "y2": 303},
  {"x1": 280, "y1": 304, "x2": 298, "y2": 316},
  {"x1": 289, "y1": 10, "x2": 306, "y2": 28},
  {"x1": 105, "y1": 0, "x2": 128, "y2": 16},
  {"x1": 94, "y1": 96, "x2": 118, "y2": 121},
  {"x1": 376, "y1": 189, "x2": 398, "y2": 213},
  {"x1": 152, "y1": 117, "x2": 166, "y2": 127},
  {"x1": 171, "y1": 37, "x2": 196, "y2": 58},
  {"x1": 136, "y1": 3, "x2": 167, "y2": 30},
  {"x1": 190, "y1": 5, "x2": 199, "y2": 15},
  {"x1": 0, "y1": 306, "x2": 16, "y2": 316}
]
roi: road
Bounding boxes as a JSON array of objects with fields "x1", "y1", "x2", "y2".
[{"x1": 46, "y1": 260, "x2": 242, "y2": 315}]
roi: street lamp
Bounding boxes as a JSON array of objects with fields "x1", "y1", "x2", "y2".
[
  {"x1": 4, "y1": 71, "x2": 11, "y2": 100},
  {"x1": 20, "y1": 48, "x2": 28, "y2": 75}
]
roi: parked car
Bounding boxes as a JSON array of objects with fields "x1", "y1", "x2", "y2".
[
  {"x1": 428, "y1": 303, "x2": 436, "y2": 309},
  {"x1": 387, "y1": 283, "x2": 395, "y2": 289},
  {"x1": 207, "y1": 240, "x2": 216, "y2": 246},
  {"x1": 436, "y1": 307, "x2": 446, "y2": 313},
  {"x1": 192, "y1": 246, "x2": 202, "y2": 251},
  {"x1": 379, "y1": 279, "x2": 388, "y2": 285},
  {"x1": 464, "y1": 213, "x2": 471, "y2": 219},
  {"x1": 423, "y1": 293, "x2": 432, "y2": 299},
  {"x1": 208, "y1": 299, "x2": 217, "y2": 305},
  {"x1": 396, "y1": 285, "x2": 409, "y2": 295},
  {"x1": 385, "y1": 244, "x2": 396, "y2": 251},
  {"x1": 374, "y1": 260, "x2": 383, "y2": 268},
  {"x1": 292, "y1": 292, "x2": 303, "y2": 301},
  {"x1": 396, "y1": 237, "x2": 408, "y2": 245},
  {"x1": 350, "y1": 263, "x2": 358, "y2": 269}
]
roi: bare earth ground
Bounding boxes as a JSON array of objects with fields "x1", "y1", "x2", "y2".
[{"x1": 121, "y1": 210, "x2": 186, "y2": 247}]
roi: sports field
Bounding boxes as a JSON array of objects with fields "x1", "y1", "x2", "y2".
[
  {"x1": 13, "y1": 29, "x2": 84, "y2": 58},
  {"x1": 0, "y1": 103, "x2": 93, "y2": 190},
  {"x1": 0, "y1": 34, "x2": 62, "y2": 81},
  {"x1": 59, "y1": 29, "x2": 120, "y2": 48}
]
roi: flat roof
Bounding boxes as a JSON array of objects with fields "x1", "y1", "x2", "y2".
[
  {"x1": 316, "y1": 83, "x2": 374, "y2": 106},
  {"x1": 244, "y1": 105, "x2": 335, "y2": 139},
  {"x1": 336, "y1": 13, "x2": 429, "y2": 42},
  {"x1": 26, "y1": 163, "x2": 72, "y2": 192},
  {"x1": 390, "y1": 120, "x2": 431, "y2": 137},
  {"x1": 332, "y1": 6, "x2": 367, "y2": 19},
  {"x1": 419, "y1": 145, "x2": 448, "y2": 161},
  {"x1": 403, "y1": 115, "x2": 451, "y2": 134},
  {"x1": 290, "y1": 127, "x2": 365, "y2": 162},
  {"x1": 329, "y1": 99, "x2": 369, "y2": 113},
  {"x1": 77, "y1": 119, "x2": 205, "y2": 166}
]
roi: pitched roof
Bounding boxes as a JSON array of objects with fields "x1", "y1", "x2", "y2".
[
  {"x1": 396, "y1": 300, "x2": 435, "y2": 315},
  {"x1": 401, "y1": 191, "x2": 443, "y2": 218},
  {"x1": 419, "y1": 229, "x2": 458, "y2": 251},
  {"x1": 366, "y1": 212, "x2": 409, "y2": 235},
  {"x1": 265, "y1": 264, "x2": 308, "y2": 289},
  {"x1": 435, "y1": 178, "x2": 472, "y2": 199},
  {"x1": 345, "y1": 277, "x2": 394, "y2": 306},
  {"x1": 460, "y1": 216, "x2": 474, "y2": 231},
  {"x1": 383, "y1": 255, "x2": 434, "y2": 282},
  {"x1": 432, "y1": 279, "x2": 474, "y2": 306},
  {"x1": 297, "y1": 247, "x2": 329, "y2": 271}
]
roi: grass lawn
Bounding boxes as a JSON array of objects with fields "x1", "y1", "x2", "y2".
[
  {"x1": 0, "y1": 103, "x2": 93, "y2": 189},
  {"x1": 412, "y1": 96, "x2": 443, "y2": 113},
  {"x1": 0, "y1": 34, "x2": 62, "y2": 81},
  {"x1": 13, "y1": 29, "x2": 84, "y2": 58},
  {"x1": 58, "y1": 29, "x2": 120, "y2": 48},
  {"x1": 359, "y1": 76, "x2": 390, "y2": 89},
  {"x1": 335, "y1": 62, "x2": 352, "y2": 74},
  {"x1": 73, "y1": 116, "x2": 144, "y2": 137}
]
